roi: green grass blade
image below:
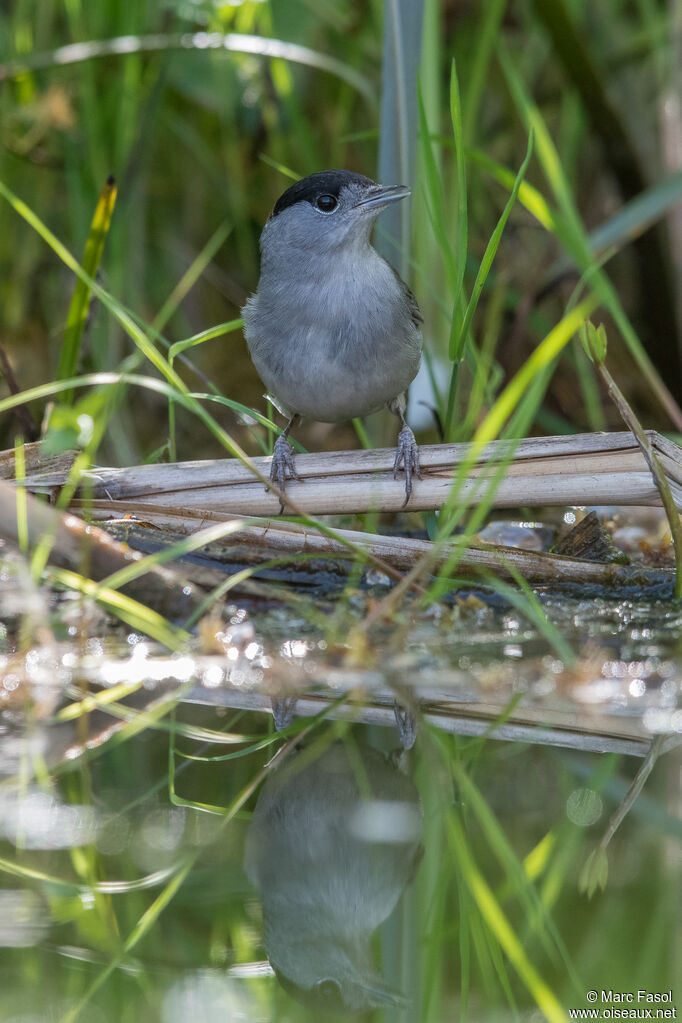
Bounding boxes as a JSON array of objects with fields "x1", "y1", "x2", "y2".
[
  {"x1": 0, "y1": 32, "x2": 376, "y2": 106},
  {"x1": 431, "y1": 295, "x2": 597, "y2": 550},
  {"x1": 57, "y1": 175, "x2": 117, "y2": 404},
  {"x1": 532, "y1": 0, "x2": 649, "y2": 207},
  {"x1": 481, "y1": 573, "x2": 576, "y2": 665},
  {"x1": 0, "y1": 371, "x2": 179, "y2": 417},
  {"x1": 167, "y1": 319, "x2": 243, "y2": 362},
  {"x1": 48, "y1": 568, "x2": 189, "y2": 650},
  {"x1": 0, "y1": 180, "x2": 274, "y2": 478},
  {"x1": 446, "y1": 810, "x2": 569, "y2": 1023},
  {"x1": 448, "y1": 58, "x2": 468, "y2": 358},
  {"x1": 587, "y1": 170, "x2": 682, "y2": 257},
  {"x1": 55, "y1": 682, "x2": 143, "y2": 722},
  {"x1": 96, "y1": 518, "x2": 263, "y2": 593},
  {"x1": 462, "y1": 0, "x2": 507, "y2": 142},
  {"x1": 377, "y1": 0, "x2": 424, "y2": 277},
  {"x1": 59, "y1": 856, "x2": 195, "y2": 1023},
  {"x1": 465, "y1": 146, "x2": 558, "y2": 232},
  {"x1": 417, "y1": 87, "x2": 456, "y2": 284},
  {"x1": 153, "y1": 218, "x2": 232, "y2": 333},
  {"x1": 14, "y1": 438, "x2": 28, "y2": 555},
  {"x1": 352, "y1": 416, "x2": 372, "y2": 449},
  {"x1": 497, "y1": 40, "x2": 682, "y2": 431},
  {"x1": 0, "y1": 177, "x2": 186, "y2": 390},
  {"x1": 470, "y1": 296, "x2": 598, "y2": 447},
  {"x1": 450, "y1": 762, "x2": 580, "y2": 986},
  {"x1": 450, "y1": 130, "x2": 534, "y2": 365}
]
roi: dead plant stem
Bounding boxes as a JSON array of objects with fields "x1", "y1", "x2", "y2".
[{"x1": 598, "y1": 362, "x2": 682, "y2": 598}]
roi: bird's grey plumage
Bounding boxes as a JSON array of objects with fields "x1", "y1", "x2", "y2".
[
  {"x1": 242, "y1": 170, "x2": 423, "y2": 499},
  {"x1": 244, "y1": 741, "x2": 423, "y2": 1013}
]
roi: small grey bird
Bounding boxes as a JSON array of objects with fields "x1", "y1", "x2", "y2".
[
  {"x1": 242, "y1": 170, "x2": 423, "y2": 502},
  {"x1": 244, "y1": 740, "x2": 423, "y2": 1013}
]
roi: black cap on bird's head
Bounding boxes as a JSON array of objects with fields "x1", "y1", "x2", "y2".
[
  {"x1": 270, "y1": 169, "x2": 410, "y2": 221},
  {"x1": 272, "y1": 170, "x2": 375, "y2": 218}
]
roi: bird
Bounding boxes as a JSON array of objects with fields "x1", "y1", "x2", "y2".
[
  {"x1": 244, "y1": 739, "x2": 423, "y2": 1013},
  {"x1": 242, "y1": 169, "x2": 423, "y2": 504}
]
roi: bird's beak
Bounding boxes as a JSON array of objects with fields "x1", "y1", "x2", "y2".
[
  {"x1": 354, "y1": 184, "x2": 411, "y2": 212},
  {"x1": 359, "y1": 979, "x2": 410, "y2": 1008}
]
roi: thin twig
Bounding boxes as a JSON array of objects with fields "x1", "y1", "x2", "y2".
[
  {"x1": 0, "y1": 341, "x2": 39, "y2": 440},
  {"x1": 597, "y1": 735, "x2": 669, "y2": 853},
  {"x1": 596, "y1": 361, "x2": 682, "y2": 597}
]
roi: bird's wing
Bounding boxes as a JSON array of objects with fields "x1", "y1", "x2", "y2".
[{"x1": 392, "y1": 267, "x2": 423, "y2": 328}]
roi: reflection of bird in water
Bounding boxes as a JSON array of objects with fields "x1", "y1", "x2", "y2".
[{"x1": 244, "y1": 740, "x2": 423, "y2": 1014}]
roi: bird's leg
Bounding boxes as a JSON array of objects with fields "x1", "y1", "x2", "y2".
[
  {"x1": 387, "y1": 395, "x2": 421, "y2": 505},
  {"x1": 271, "y1": 694, "x2": 299, "y2": 731},
  {"x1": 269, "y1": 414, "x2": 300, "y2": 508},
  {"x1": 393, "y1": 697, "x2": 418, "y2": 750}
]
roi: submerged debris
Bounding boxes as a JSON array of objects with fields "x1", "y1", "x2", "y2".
[{"x1": 556, "y1": 511, "x2": 629, "y2": 564}]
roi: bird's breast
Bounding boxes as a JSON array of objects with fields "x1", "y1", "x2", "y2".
[{"x1": 244, "y1": 258, "x2": 421, "y2": 422}]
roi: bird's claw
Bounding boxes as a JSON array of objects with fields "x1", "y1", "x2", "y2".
[
  {"x1": 269, "y1": 434, "x2": 299, "y2": 510},
  {"x1": 393, "y1": 425, "x2": 421, "y2": 505},
  {"x1": 393, "y1": 699, "x2": 418, "y2": 750},
  {"x1": 271, "y1": 695, "x2": 298, "y2": 731}
]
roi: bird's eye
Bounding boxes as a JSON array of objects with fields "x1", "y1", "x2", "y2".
[
  {"x1": 315, "y1": 979, "x2": 341, "y2": 999},
  {"x1": 316, "y1": 194, "x2": 338, "y2": 213}
]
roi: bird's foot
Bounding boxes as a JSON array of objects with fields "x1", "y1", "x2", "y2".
[
  {"x1": 269, "y1": 434, "x2": 299, "y2": 509},
  {"x1": 271, "y1": 695, "x2": 298, "y2": 731},
  {"x1": 393, "y1": 699, "x2": 418, "y2": 750},
  {"x1": 393, "y1": 425, "x2": 421, "y2": 505}
]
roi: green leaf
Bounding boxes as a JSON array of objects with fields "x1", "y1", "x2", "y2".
[
  {"x1": 447, "y1": 58, "x2": 468, "y2": 359},
  {"x1": 417, "y1": 86, "x2": 456, "y2": 284},
  {"x1": 42, "y1": 390, "x2": 110, "y2": 455},
  {"x1": 581, "y1": 321, "x2": 608, "y2": 365},
  {"x1": 153, "y1": 219, "x2": 233, "y2": 334},
  {"x1": 446, "y1": 809, "x2": 569, "y2": 1023},
  {"x1": 167, "y1": 319, "x2": 243, "y2": 363},
  {"x1": 450, "y1": 129, "x2": 534, "y2": 364},
  {"x1": 472, "y1": 297, "x2": 598, "y2": 449},
  {"x1": 497, "y1": 39, "x2": 682, "y2": 431},
  {"x1": 0, "y1": 178, "x2": 271, "y2": 479},
  {"x1": 0, "y1": 33, "x2": 376, "y2": 106},
  {"x1": 578, "y1": 847, "x2": 609, "y2": 898},
  {"x1": 48, "y1": 567, "x2": 190, "y2": 651},
  {"x1": 57, "y1": 176, "x2": 117, "y2": 404},
  {"x1": 466, "y1": 146, "x2": 558, "y2": 232}
]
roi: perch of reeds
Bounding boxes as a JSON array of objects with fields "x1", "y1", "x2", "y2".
[
  {"x1": 4, "y1": 431, "x2": 678, "y2": 593},
  {"x1": 14, "y1": 431, "x2": 682, "y2": 518},
  {"x1": 179, "y1": 680, "x2": 679, "y2": 759},
  {"x1": 81, "y1": 506, "x2": 675, "y2": 592}
]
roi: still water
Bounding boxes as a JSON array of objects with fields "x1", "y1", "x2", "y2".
[{"x1": 0, "y1": 529, "x2": 680, "y2": 1023}]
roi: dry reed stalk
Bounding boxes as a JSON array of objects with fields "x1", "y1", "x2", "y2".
[
  {"x1": 76, "y1": 502, "x2": 674, "y2": 590},
  {"x1": 182, "y1": 683, "x2": 672, "y2": 758},
  {"x1": 0, "y1": 478, "x2": 202, "y2": 618},
  {"x1": 15, "y1": 430, "x2": 680, "y2": 517},
  {"x1": 4, "y1": 431, "x2": 678, "y2": 592}
]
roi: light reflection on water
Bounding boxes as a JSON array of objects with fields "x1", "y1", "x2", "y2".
[
  {"x1": 0, "y1": 789, "x2": 97, "y2": 850},
  {"x1": 0, "y1": 889, "x2": 48, "y2": 947},
  {"x1": 161, "y1": 970, "x2": 268, "y2": 1023}
]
